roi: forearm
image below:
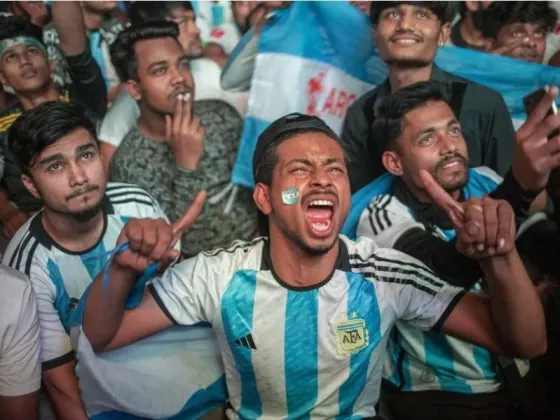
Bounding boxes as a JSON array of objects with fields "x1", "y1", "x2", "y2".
[
  {"x1": 480, "y1": 251, "x2": 546, "y2": 358},
  {"x1": 82, "y1": 264, "x2": 137, "y2": 352},
  {"x1": 43, "y1": 365, "x2": 88, "y2": 420},
  {"x1": 490, "y1": 170, "x2": 537, "y2": 226},
  {"x1": 0, "y1": 392, "x2": 39, "y2": 420},
  {"x1": 51, "y1": 1, "x2": 87, "y2": 56}
]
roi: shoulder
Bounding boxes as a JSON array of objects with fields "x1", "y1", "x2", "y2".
[
  {"x1": 195, "y1": 98, "x2": 242, "y2": 122},
  {"x1": 0, "y1": 106, "x2": 22, "y2": 134},
  {"x1": 470, "y1": 166, "x2": 503, "y2": 186},
  {"x1": 346, "y1": 87, "x2": 379, "y2": 119},
  {"x1": 461, "y1": 79, "x2": 506, "y2": 107},
  {"x1": 2, "y1": 215, "x2": 44, "y2": 273},
  {"x1": 0, "y1": 264, "x2": 31, "y2": 296},
  {"x1": 105, "y1": 182, "x2": 160, "y2": 214}
]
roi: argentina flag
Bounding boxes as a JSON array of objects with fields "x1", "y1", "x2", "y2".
[{"x1": 231, "y1": 1, "x2": 560, "y2": 189}]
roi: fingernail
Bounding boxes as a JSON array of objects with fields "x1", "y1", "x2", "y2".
[
  {"x1": 178, "y1": 94, "x2": 183, "y2": 101},
  {"x1": 183, "y1": 93, "x2": 191, "y2": 103},
  {"x1": 524, "y1": 37, "x2": 530, "y2": 42},
  {"x1": 477, "y1": 243, "x2": 485, "y2": 252},
  {"x1": 498, "y1": 238, "x2": 505, "y2": 249}
]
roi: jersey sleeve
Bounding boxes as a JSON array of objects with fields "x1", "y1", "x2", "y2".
[
  {"x1": 370, "y1": 248, "x2": 466, "y2": 331},
  {"x1": 0, "y1": 280, "x2": 41, "y2": 397},
  {"x1": 29, "y1": 263, "x2": 75, "y2": 370},
  {"x1": 149, "y1": 253, "x2": 222, "y2": 326},
  {"x1": 356, "y1": 194, "x2": 424, "y2": 248}
]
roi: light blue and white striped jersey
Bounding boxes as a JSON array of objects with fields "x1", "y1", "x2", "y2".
[
  {"x1": 355, "y1": 167, "x2": 530, "y2": 394},
  {"x1": 150, "y1": 235, "x2": 465, "y2": 418},
  {"x1": 2, "y1": 183, "x2": 226, "y2": 419}
]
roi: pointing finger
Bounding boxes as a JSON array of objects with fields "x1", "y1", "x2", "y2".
[
  {"x1": 419, "y1": 170, "x2": 465, "y2": 216},
  {"x1": 171, "y1": 190, "x2": 207, "y2": 244}
]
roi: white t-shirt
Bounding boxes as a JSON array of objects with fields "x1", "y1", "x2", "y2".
[
  {"x1": 0, "y1": 265, "x2": 41, "y2": 397},
  {"x1": 206, "y1": 23, "x2": 242, "y2": 55}
]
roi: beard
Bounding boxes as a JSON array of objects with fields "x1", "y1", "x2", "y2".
[
  {"x1": 432, "y1": 153, "x2": 469, "y2": 193},
  {"x1": 385, "y1": 57, "x2": 433, "y2": 69},
  {"x1": 39, "y1": 185, "x2": 104, "y2": 223},
  {"x1": 272, "y1": 213, "x2": 337, "y2": 257}
]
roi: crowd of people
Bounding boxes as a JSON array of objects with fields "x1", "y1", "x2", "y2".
[{"x1": 0, "y1": 1, "x2": 559, "y2": 420}]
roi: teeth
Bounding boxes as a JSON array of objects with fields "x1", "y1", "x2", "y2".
[
  {"x1": 395, "y1": 39, "x2": 418, "y2": 44},
  {"x1": 311, "y1": 220, "x2": 331, "y2": 232},
  {"x1": 309, "y1": 200, "x2": 333, "y2": 207}
]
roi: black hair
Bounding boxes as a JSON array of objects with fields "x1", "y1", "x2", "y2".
[
  {"x1": 475, "y1": 1, "x2": 558, "y2": 40},
  {"x1": 0, "y1": 15, "x2": 44, "y2": 47},
  {"x1": 8, "y1": 101, "x2": 97, "y2": 176},
  {"x1": 370, "y1": 1, "x2": 453, "y2": 25},
  {"x1": 110, "y1": 21, "x2": 180, "y2": 81},
  {"x1": 130, "y1": 1, "x2": 193, "y2": 26},
  {"x1": 372, "y1": 81, "x2": 450, "y2": 151}
]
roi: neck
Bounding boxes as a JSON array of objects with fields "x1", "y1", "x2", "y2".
[
  {"x1": 82, "y1": 8, "x2": 104, "y2": 30},
  {"x1": 137, "y1": 106, "x2": 167, "y2": 141},
  {"x1": 41, "y1": 208, "x2": 104, "y2": 252},
  {"x1": 269, "y1": 230, "x2": 339, "y2": 289},
  {"x1": 460, "y1": 15, "x2": 485, "y2": 48},
  {"x1": 388, "y1": 63, "x2": 433, "y2": 93},
  {"x1": 17, "y1": 82, "x2": 59, "y2": 111}
]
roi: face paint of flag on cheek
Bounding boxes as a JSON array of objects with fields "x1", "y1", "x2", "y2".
[{"x1": 281, "y1": 188, "x2": 300, "y2": 205}]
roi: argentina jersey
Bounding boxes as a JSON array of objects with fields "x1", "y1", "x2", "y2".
[
  {"x1": 355, "y1": 167, "x2": 530, "y2": 394},
  {"x1": 150, "y1": 234, "x2": 465, "y2": 418}
]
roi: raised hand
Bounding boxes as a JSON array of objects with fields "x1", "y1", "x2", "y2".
[
  {"x1": 165, "y1": 94, "x2": 205, "y2": 170},
  {"x1": 113, "y1": 191, "x2": 207, "y2": 274},
  {"x1": 513, "y1": 86, "x2": 560, "y2": 192},
  {"x1": 420, "y1": 170, "x2": 515, "y2": 259}
]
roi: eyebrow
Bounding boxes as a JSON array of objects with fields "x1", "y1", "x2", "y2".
[
  {"x1": 415, "y1": 118, "x2": 460, "y2": 139},
  {"x1": 285, "y1": 157, "x2": 344, "y2": 166},
  {"x1": 147, "y1": 60, "x2": 168, "y2": 72},
  {"x1": 37, "y1": 143, "x2": 96, "y2": 166}
]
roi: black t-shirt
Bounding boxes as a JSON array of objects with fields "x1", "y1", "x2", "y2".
[{"x1": 0, "y1": 47, "x2": 106, "y2": 213}]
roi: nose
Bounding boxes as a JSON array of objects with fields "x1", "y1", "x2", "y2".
[
  {"x1": 170, "y1": 65, "x2": 186, "y2": 85},
  {"x1": 397, "y1": 10, "x2": 414, "y2": 31},
  {"x1": 68, "y1": 163, "x2": 88, "y2": 187},
  {"x1": 310, "y1": 167, "x2": 333, "y2": 188},
  {"x1": 439, "y1": 134, "x2": 458, "y2": 155},
  {"x1": 19, "y1": 53, "x2": 31, "y2": 66}
]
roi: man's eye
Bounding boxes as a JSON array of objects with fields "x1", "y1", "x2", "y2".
[{"x1": 48, "y1": 163, "x2": 62, "y2": 172}]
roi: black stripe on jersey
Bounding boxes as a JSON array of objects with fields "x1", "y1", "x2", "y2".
[
  {"x1": 106, "y1": 190, "x2": 155, "y2": 202},
  {"x1": 106, "y1": 185, "x2": 154, "y2": 199},
  {"x1": 148, "y1": 284, "x2": 179, "y2": 325},
  {"x1": 14, "y1": 234, "x2": 34, "y2": 271},
  {"x1": 24, "y1": 239, "x2": 40, "y2": 277},
  {"x1": 356, "y1": 263, "x2": 444, "y2": 290},
  {"x1": 8, "y1": 231, "x2": 28, "y2": 267},
  {"x1": 348, "y1": 252, "x2": 443, "y2": 286},
  {"x1": 106, "y1": 183, "x2": 150, "y2": 195},
  {"x1": 42, "y1": 350, "x2": 75, "y2": 372},
  {"x1": 368, "y1": 195, "x2": 392, "y2": 235},
  {"x1": 202, "y1": 237, "x2": 266, "y2": 257},
  {"x1": 110, "y1": 198, "x2": 155, "y2": 207},
  {"x1": 361, "y1": 271, "x2": 437, "y2": 296}
]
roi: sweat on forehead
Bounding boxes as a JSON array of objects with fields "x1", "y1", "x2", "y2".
[{"x1": 0, "y1": 36, "x2": 46, "y2": 59}]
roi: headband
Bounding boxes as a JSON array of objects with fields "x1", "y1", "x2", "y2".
[{"x1": 0, "y1": 36, "x2": 47, "y2": 58}]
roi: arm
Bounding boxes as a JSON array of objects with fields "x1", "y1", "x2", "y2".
[
  {"x1": 0, "y1": 188, "x2": 29, "y2": 239},
  {"x1": 0, "y1": 393, "x2": 39, "y2": 420},
  {"x1": 441, "y1": 251, "x2": 546, "y2": 358},
  {"x1": 220, "y1": 27, "x2": 259, "y2": 92},
  {"x1": 51, "y1": 1, "x2": 86, "y2": 57},
  {"x1": 42, "y1": 362, "x2": 87, "y2": 420}
]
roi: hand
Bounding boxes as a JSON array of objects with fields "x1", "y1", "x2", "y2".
[
  {"x1": 17, "y1": 1, "x2": 49, "y2": 27},
  {"x1": 513, "y1": 86, "x2": 560, "y2": 192},
  {"x1": 420, "y1": 170, "x2": 515, "y2": 259},
  {"x1": 165, "y1": 94, "x2": 205, "y2": 170},
  {"x1": 113, "y1": 191, "x2": 207, "y2": 275},
  {"x1": 488, "y1": 38, "x2": 530, "y2": 56},
  {"x1": 0, "y1": 208, "x2": 29, "y2": 239}
]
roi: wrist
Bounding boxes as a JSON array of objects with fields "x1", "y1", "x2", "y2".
[
  {"x1": 478, "y1": 250, "x2": 517, "y2": 274},
  {"x1": 109, "y1": 261, "x2": 139, "y2": 284},
  {"x1": 175, "y1": 152, "x2": 201, "y2": 171}
]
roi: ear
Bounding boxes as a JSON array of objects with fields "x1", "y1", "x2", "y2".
[
  {"x1": 0, "y1": 70, "x2": 7, "y2": 87},
  {"x1": 21, "y1": 174, "x2": 40, "y2": 199},
  {"x1": 382, "y1": 150, "x2": 404, "y2": 176},
  {"x1": 438, "y1": 23, "x2": 451, "y2": 46},
  {"x1": 125, "y1": 79, "x2": 142, "y2": 101},
  {"x1": 253, "y1": 183, "x2": 272, "y2": 216}
]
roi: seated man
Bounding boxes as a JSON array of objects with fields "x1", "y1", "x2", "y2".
[
  {"x1": 82, "y1": 112, "x2": 546, "y2": 419},
  {"x1": 342, "y1": 1, "x2": 516, "y2": 193},
  {"x1": 109, "y1": 22, "x2": 257, "y2": 256},
  {"x1": 478, "y1": 1, "x2": 557, "y2": 64},
  {"x1": 0, "y1": 2, "x2": 106, "y2": 240},
  {"x1": 2, "y1": 101, "x2": 224, "y2": 420},
  {"x1": 98, "y1": 0, "x2": 249, "y2": 169},
  {"x1": 0, "y1": 264, "x2": 41, "y2": 420},
  {"x1": 354, "y1": 81, "x2": 560, "y2": 420}
]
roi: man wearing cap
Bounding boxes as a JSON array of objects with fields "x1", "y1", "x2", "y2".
[
  {"x1": 0, "y1": 2, "x2": 106, "y2": 242},
  {"x1": 82, "y1": 112, "x2": 546, "y2": 419}
]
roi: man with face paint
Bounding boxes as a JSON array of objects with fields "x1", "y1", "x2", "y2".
[
  {"x1": 0, "y1": 2, "x2": 106, "y2": 242},
  {"x1": 342, "y1": 1, "x2": 516, "y2": 193},
  {"x1": 356, "y1": 81, "x2": 560, "y2": 420},
  {"x1": 82, "y1": 112, "x2": 546, "y2": 419},
  {"x1": 3, "y1": 101, "x2": 178, "y2": 420},
  {"x1": 108, "y1": 22, "x2": 257, "y2": 256}
]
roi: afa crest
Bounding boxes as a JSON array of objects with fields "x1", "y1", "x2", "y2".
[{"x1": 335, "y1": 314, "x2": 368, "y2": 355}]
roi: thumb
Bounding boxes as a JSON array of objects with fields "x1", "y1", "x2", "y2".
[{"x1": 490, "y1": 39, "x2": 525, "y2": 55}]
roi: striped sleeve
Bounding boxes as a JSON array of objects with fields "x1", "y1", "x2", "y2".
[
  {"x1": 349, "y1": 246, "x2": 465, "y2": 331},
  {"x1": 356, "y1": 194, "x2": 424, "y2": 248},
  {"x1": 106, "y1": 183, "x2": 169, "y2": 221}
]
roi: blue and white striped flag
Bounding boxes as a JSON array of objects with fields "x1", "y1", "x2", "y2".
[{"x1": 231, "y1": 1, "x2": 560, "y2": 189}]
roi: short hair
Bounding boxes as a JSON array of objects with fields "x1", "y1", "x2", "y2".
[
  {"x1": 8, "y1": 101, "x2": 97, "y2": 176},
  {"x1": 372, "y1": 81, "x2": 450, "y2": 152},
  {"x1": 130, "y1": 1, "x2": 193, "y2": 26},
  {"x1": 110, "y1": 21, "x2": 180, "y2": 81},
  {"x1": 0, "y1": 15, "x2": 44, "y2": 46},
  {"x1": 475, "y1": 2, "x2": 558, "y2": 40},
  {"x1": 370, "y1": 1, "x2": 453, "y2": 25}
]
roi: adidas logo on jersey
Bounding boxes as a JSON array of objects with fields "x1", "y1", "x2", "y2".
[{"x1": 235, "y1": 334, "x2": 257, "y2": 350}]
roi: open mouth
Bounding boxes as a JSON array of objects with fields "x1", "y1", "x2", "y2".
[
  {"x1": 21, "y1": 69, "x2": 38, "y2": 79},
  {"x1": 305, "y1": 199, "x2": 335, "y2": 236}
]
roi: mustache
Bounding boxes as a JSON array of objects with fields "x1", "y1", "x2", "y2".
[
  {"x1": 302, "y1": 189, "x2": 338, "y2": 203},
  {"x1": 390, "y1": 29, "x2": 423, "y2": 41},
  {"x1": 66, "y1": 185, "x2": 100, "y2": 201},
  {"x1": 434, "y1": 152, "x2": 468, "y2": 172},
  {"x1": 169, "y1": 86, "x2": 194, "y2": 100}
]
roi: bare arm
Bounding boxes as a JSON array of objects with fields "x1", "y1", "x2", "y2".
[
  {"x1": 441, "y1": 251, "x2": 546, "y2": 358},
  {"x1": 0, "y1": 392, "x2": 39, "y2": 420},
  {"x1": 42, "y1": 362, "x2": 88, "y2": 420},
  {"x1": 51, "y1": 1, "x2": 87, "y2": 57}
]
